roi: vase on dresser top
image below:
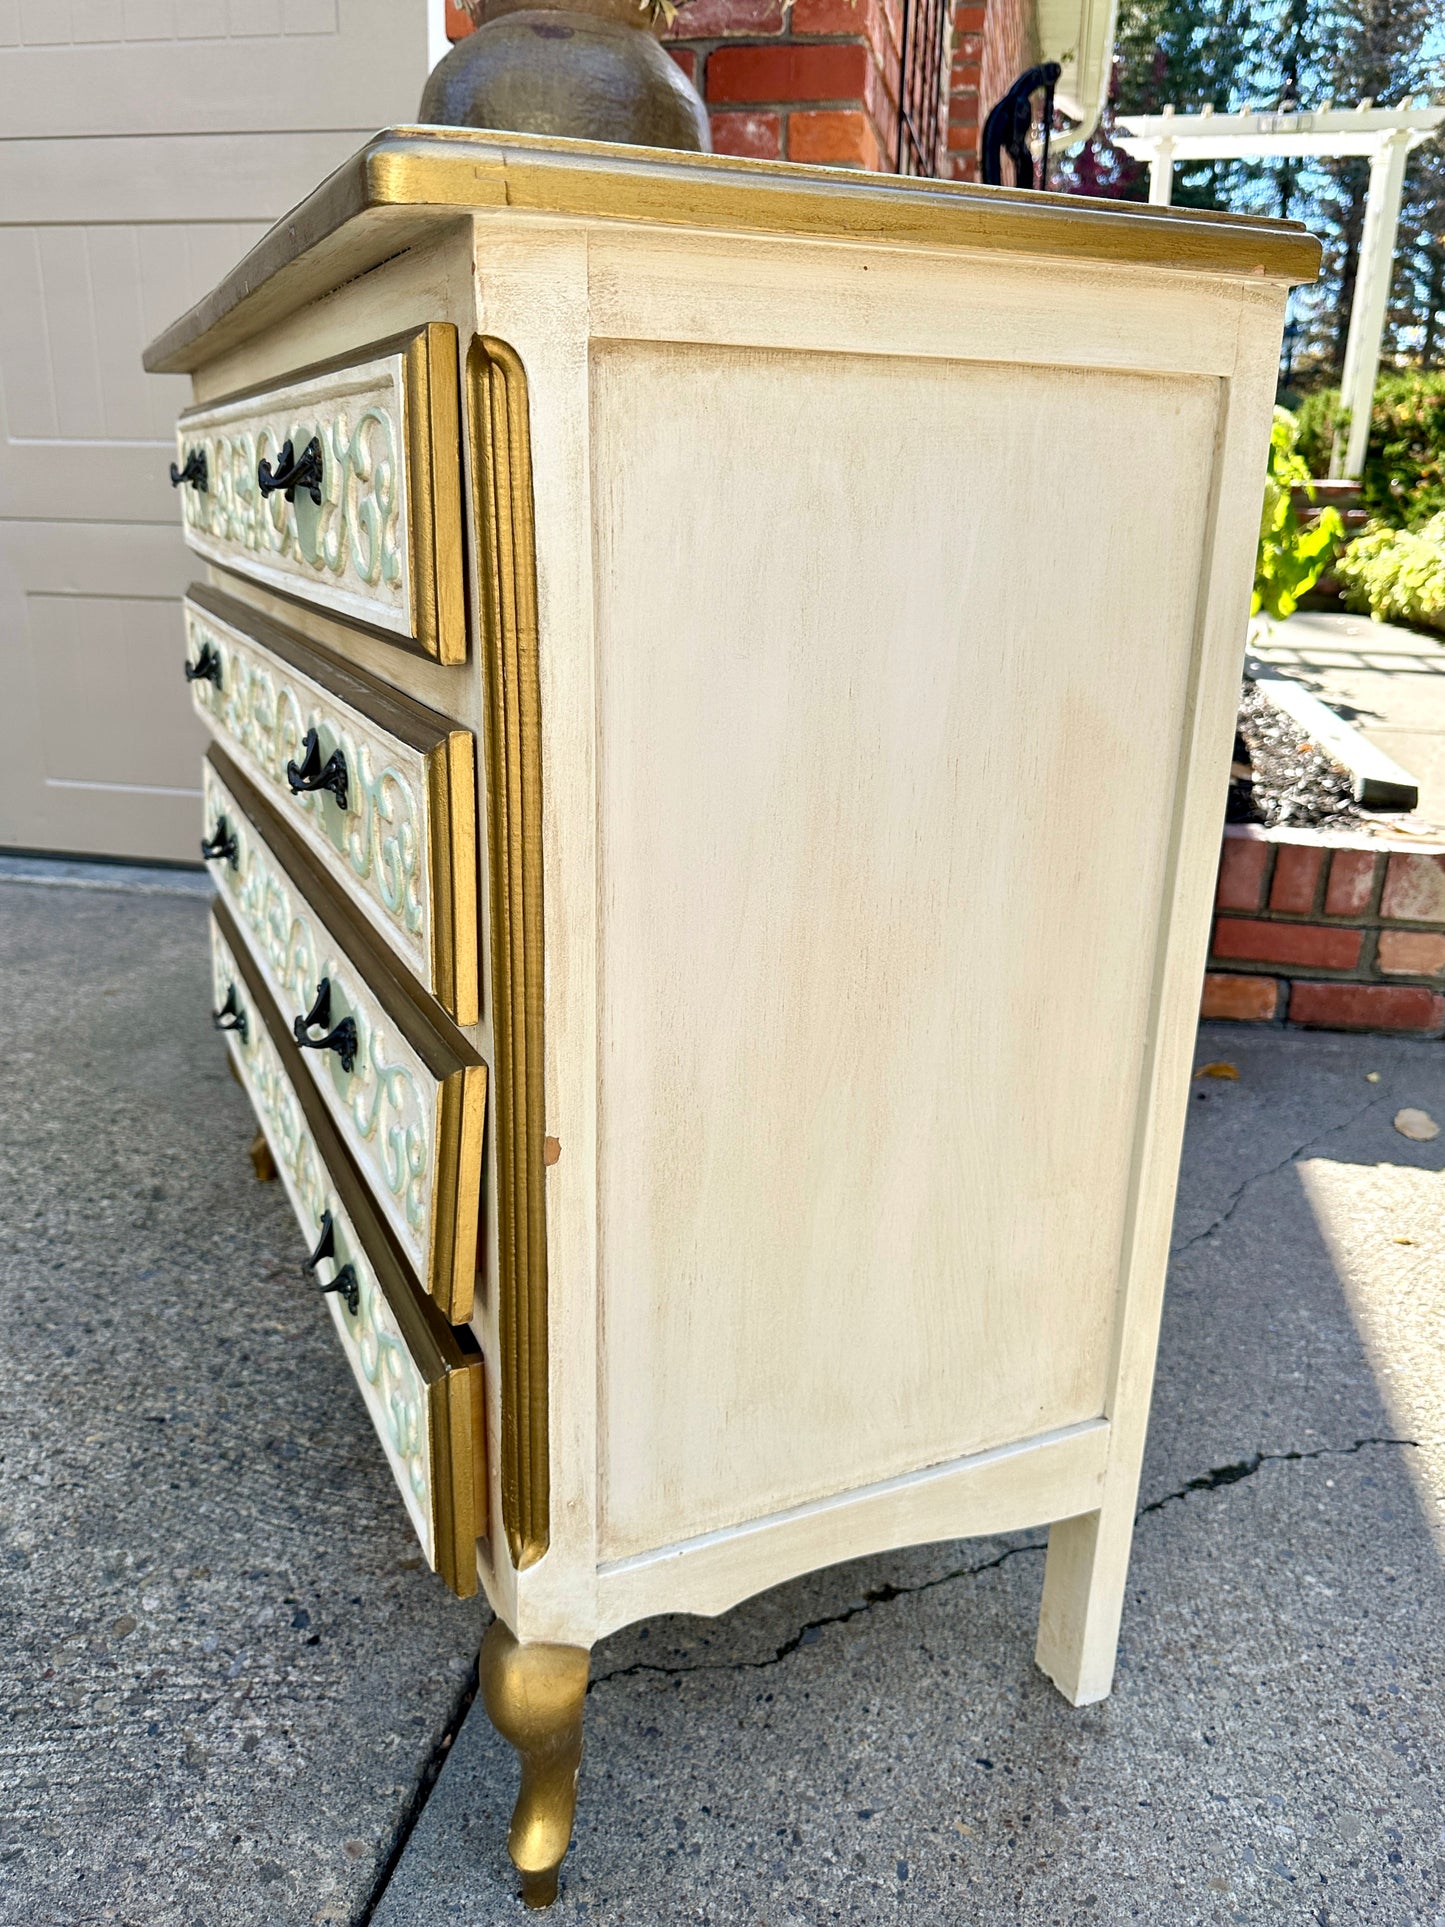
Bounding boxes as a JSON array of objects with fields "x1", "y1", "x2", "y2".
[{"x1": 419, "y1": 0, "x2": 710, "y2": 152}]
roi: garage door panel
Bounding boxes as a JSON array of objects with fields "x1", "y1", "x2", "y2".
[
  {"x1": 0, "y1": 3, "x2": 419, "y2": 137},
  {"x1": 0, "y1": 1, "x2": 426, "y2": 856}
]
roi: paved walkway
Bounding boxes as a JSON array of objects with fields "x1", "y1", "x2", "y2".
[
  {"x1": 1254, "y1": 610, "x2": 1445, "y2": 838},
  {"x1": 2, "y1": 871, "x2": 1442, "y2": 1925}
]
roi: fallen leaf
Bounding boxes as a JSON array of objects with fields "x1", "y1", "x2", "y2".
[
  {"x1": 1394, "y1": 1236, "x2": 1416, "y2": 1245},
  {"x1": 1194, "y1": 1062, "x2": 1240, "y2": 1081},
  {"x1": 1366, "y1": 1072, "x2": 1381, "y2": 1083},
  {"x1": 1393, "y1": 1108, "x2": 1439, "y2": 1142}
]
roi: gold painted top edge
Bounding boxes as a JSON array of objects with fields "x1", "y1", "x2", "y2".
[{"x1": 143, "y1": 127, "x2": 1321, "y2": 373}]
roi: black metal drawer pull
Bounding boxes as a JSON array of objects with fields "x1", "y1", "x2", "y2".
[
  {"x1": 170, "y1": 448, "x2": 207, "y2": 492},
  {"x1": 321, "y1": 1263, "x2": 361, "y2": 1317},
  {"x1": 184, "y1": 641, "x2": 222, "y2": 688},
  {"x1": 199, "y1": 816, "x2": 238, "y2": 869},
  {"x1": 293, "y1": 977, "x2": 358, "y2": 1073},
  {"x1": 212, "y1": 984, "x2": 247, "y2": 1041},
  {"x1": 285, "y1": 728, "x2": 348, "y2": 809},
  {"x1": 303, "y1": 1211, "x2": 360, "y2": 1315},
  {"x1": 257, "y1": 435, "x2": 323, "y2": 505}
]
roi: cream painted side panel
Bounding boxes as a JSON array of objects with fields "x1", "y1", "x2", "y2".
[
  {"x1": 0, "y1": 6, "x2": 428, "y2": 859},
  {"x1": 589, "y1": 339, "x2": 1219, "y2": 1562}
]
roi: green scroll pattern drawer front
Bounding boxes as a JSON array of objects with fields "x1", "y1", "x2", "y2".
[
  {"x1": 185, "y1": 582, "x2": 479, "y2": 1025},
  {"x1": 208, "y1": 903, "x2": 486, "y2": 1597},
  {"x1": 202, "y1": 747, "x2": 485, "y2": 1325},
  {"x1": 173, "y1": 325, "x2": 465, "y2": 663}
]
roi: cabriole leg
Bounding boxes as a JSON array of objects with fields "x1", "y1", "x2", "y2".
[
  {"x1": 1033, "y1": 1502, "x2": 1135, "y2": 1706},
  {"x1": 479, "y1": 1620, "x2": 590, "y2": 1909}
]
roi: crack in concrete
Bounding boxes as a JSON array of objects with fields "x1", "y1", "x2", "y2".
[
  {"x1": 588, "y1": 1538, "x2": 1046, "y2": 1693},
  {"x1": 1169, "y1": 1094, "x2": 1387, "y2": 1257},
  {"x1": 589, "y1": 1435, "x2": 1416, "y2": 1694},
  {"x1": 356, "y1": 1659, "x2": 479, "y2": 1925},
  {"x1": 1136, "y1": 1434, "x2": 1416, "y2": 1517}
]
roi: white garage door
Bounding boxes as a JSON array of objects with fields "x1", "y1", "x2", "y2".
[{"x1": 0, "y1": 1, "x2": 431, "y2": 861}]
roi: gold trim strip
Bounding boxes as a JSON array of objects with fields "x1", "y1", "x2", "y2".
[
  {"x1": 404, "y1": 321, "x2": 468, "y2": 667},
  {"x1": 426, "y1": 723, "x2": 482, "y2": 1031},
  {"x1": 144, "y1": 128, "x2": 1322, "y2": 374},
  {"x1": 470, "y1": 333, "x2": 549, "y2": 1571}
]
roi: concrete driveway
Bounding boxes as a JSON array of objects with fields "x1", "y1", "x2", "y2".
[{"x1": 2, "y1": 866, "x2": 1441, "y2": 1926}]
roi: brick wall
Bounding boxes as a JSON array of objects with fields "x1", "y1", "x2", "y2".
[
  {"x1": 1203, "y1": 825, "x2": 1445, "y2": 1037},
  {"x1": 944, "y1": 0, "x2": 1035, "y2": 181},
  {"x1": 444, "y1": 0, "x2": 1037, "y2": 176},
  {"x1": 664, "y1": 0, "x2": 902, "y2": 165}
]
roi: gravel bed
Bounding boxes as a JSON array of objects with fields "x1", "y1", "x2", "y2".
[{"x1": 1227, "y1": 679, "x2": 1361, "y2": 831}]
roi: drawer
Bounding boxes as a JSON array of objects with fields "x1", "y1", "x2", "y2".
[
  {"x1": 184, "y1": 581, "x2": 479, "y2": 1025},
  {"x1": 173, "y1": 324, "x2": 464, "y2": 662},
  {"x1": 209, "y1": 901, "x2": 486, "y2": 1597},
  {"x1": 203, "y1": 746, "x2": 485, "y2": 1324}
]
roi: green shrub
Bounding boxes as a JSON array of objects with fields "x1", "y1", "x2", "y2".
[
  {"x1": 1294, "y1": 386, "x2": 1343, "y2": 477},
  {"x1": 1335, "y1": 512, "x2": 1445, "y2": 632},
  {"x1": 1291, "y1": 373, "x2": 1445, "y2": 529},
  {"x1": 1254, "y1": 407, "x2": 1344, "y2": 620}
]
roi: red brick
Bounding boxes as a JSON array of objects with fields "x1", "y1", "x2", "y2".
[
  {"x1": 1215, "y1": 835, "x2": 1269, "y2": 912},
  {"x1": 788, "y1": 107, "x2": 881, "y2": 167},
  {"x1": 1212, "y1": 919, "x2": 1361, "y2": 970},
  {"x1": 707, "y1": 41, "x2": 869, "y2": 104},
  {"x1": 668, "y1": 0, "x2": 783, "y2": 34},
  {"x1": 668, "y1": 45, "x2": 697, "y2": 81},
  {"x1": 954, "y1": 31, "x2": 982, "y2": 57},
  {"x1": 792, "y1": 0, "x2": 876, "y2": 32},
  {"x1": 1201, "y1": 973, "x2": 1280, "y2": 1022},
  {"x1": 1324, "y1": 848, "x2": 1378, "y2": 917},
  {"x1": 946, "y1": 119, "x2": 978, "y2": 149},
  {"x1": 954, "y1": 1, "x2": 985, "y2": 25},
  {"x1": 1377, "y1": 930, "x2": 1445, "y2": 977},
  {"x1": 1268, "y1": 843, "x2": 1323, "y2": 914},
  {"x1": 445, "y1": 0, "x2": 475, "y2": 38},
  {"x1": 1380, "y1": 852, "x2": 1445, "y2": 922},
  {"x1": 708, "y1": 108, "x2": 782, "y2": 156},
  {"x1": 1289, "y1": 981, "x2": 1445, "y2": 1034}
]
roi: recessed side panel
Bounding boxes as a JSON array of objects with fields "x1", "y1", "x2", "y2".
[{"x1": 592, "y1": 340, "x2": 1219, "y2": 1562}]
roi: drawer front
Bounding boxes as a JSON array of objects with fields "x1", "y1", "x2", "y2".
[
  {"x1": 209, "y1": 904, "x2": 485, "y2": 1597},
  {"x1": 203, "y1": 748, "x2": 485, "y2": 1323},
  {"x1": 174, "y1": 325, "x2": 464, "y2": 662},
  {"x1": 185, "y1": 582, "x2": 479, "y2": 1025}
]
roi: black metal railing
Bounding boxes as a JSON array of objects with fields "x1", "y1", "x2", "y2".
[{"x1": 895, "y1": 0, "x2": 952, "y2": 177}]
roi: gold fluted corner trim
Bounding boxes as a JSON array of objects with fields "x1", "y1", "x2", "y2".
[
  {"x1": 479, "y1": 1622, "x2": 589, "y2": 1909},
  {"x1": 469, "y1": 334, "x2": 550, "y2": 1573}
]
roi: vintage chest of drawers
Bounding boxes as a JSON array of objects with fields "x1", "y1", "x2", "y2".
[{"x1": 146, "y1": 130, "x2": 1317, "y2": 1907}]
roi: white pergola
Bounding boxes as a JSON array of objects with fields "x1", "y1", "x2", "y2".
[{"x1": 1116, "y1": 106, "x2": 1445, "y2": 479}]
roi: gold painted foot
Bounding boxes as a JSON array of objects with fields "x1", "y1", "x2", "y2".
[
  {"x1": 479, "y1": 1620, "x2": 590, "y2": 1909},
  {"x1": 248, "y1": 1129, "x2": 277, "y2": 1182}
]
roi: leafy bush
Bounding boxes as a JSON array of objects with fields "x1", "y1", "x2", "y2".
[
  {"x1": 1254, "y1": 408, "x2": 1344, "y2": 620},
  {"x1": 1293, "y1": 373, "x2": 1445, "y2": 530},
  {"x1": 1335, "y1": 512, "x2": 1445, "y2": 633}
]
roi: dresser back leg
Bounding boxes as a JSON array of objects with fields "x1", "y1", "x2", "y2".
[
  {"x1": 479, "y1": 1620, "x2": 591, "y2": 1908},
  {"x1": 1033, "y1": 1496, "x2": 1138, "y2": 1707}
]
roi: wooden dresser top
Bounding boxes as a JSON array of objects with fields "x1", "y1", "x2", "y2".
[{"x1": 144, "y1": 126, "x2": 1320, "y2": 375}]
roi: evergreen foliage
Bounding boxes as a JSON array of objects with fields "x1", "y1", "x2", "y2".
[{"x1": 1053, "y1": 1, "x2": 1444, "y2": 379}]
